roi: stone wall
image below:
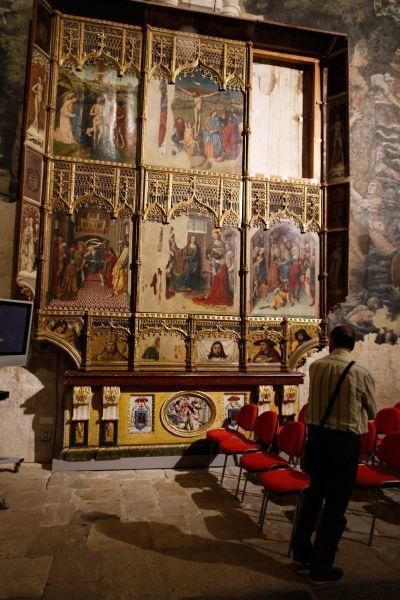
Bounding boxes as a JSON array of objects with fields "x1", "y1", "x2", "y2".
[{"x1": 0, "y1": 0, "x2": 399, "y2": 462}]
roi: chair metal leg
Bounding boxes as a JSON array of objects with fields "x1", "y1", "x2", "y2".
[
  {"x1": 368, "y1": 489, "x2": 379, "y2": 546},
  {"x1": 235, "y1": 466, "x2": 242, "y2": 498},
  {"x1": 220, "y1": 454, "x2": 228, "y2": 485},
  {"x1": 288, "y1": 492, "x2": 304, "y2": 557},
  {"x1": 241, "y1": 472, "x2": 249, "y2": 503},
  {"x1": 259, "y1": 490, "x2": 270, "y2": 529}
]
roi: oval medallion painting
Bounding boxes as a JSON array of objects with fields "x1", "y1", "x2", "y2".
[{"x1": 161, "y1": 392, "x2": 216, "y2": 438}]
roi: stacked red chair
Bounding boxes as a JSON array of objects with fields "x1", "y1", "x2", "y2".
[
  {"x1": 355, "y1": 431, "x2": 400, "y2": 545},
  {"x1": 297, "y1": 403, "x2": 308, "y2": 424},
  {"x1": 236, "y1": 420, "x2": 306, "y2": 501},
  {"x1": 258, "y1": 468, "x2": 310, "y2": 555},
  {"x1": 359, "y1": 421, "x2": 377, "y2": 464},
  {"x1": 206, "y1": 402, "x2": 258, "y2": 445},
  {"x1": 374, "y1": 407, "x2": 400, "y2": 457},
  {"x1": 218, "y1": 410, "x2": 278, "y2": 485}
]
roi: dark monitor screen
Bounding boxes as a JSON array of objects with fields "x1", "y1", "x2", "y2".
[{"x1": 0, "y1": 299, "x2": 33, "y2": 366}]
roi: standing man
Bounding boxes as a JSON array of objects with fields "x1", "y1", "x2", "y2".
[{"x1": 292, "y1": 325, "x2": 376, "y2": 584}]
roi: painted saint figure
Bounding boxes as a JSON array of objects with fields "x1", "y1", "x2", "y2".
[
  {"x1": 31, "y1": 76, "x2": 44, "y2": 133},
  {"x1": 207, "y1": 340, "x2": 228, "y2": 360},
  {"x1": 203, "y1": 110, "x2": 222, "y2": 159},
  {"x1": 54, "y1": 92, "x2": 77, "y2": 145},
  {"x1": 97, "y1": 336, "x2": 124, "y2": 361},
  {"x1": 112, "y1": 243, "x2": 129, "y2": 296},
  {"x1": 251, "y1": 339, "x2": 281, "y2": 363},
  {"x1": 86, "y1": 95, "x2": 106, "y2": 147},
  {"x1": 142, "y1": 337, "x2": 161, "y2": 361},
  {"x1": 176, "y1": 83, "x2": 219, "y2": 138},
  {"x1": 20, "y1": 217, "x2": 36, "y2": 273},
  {"x1": 177, "y1": 235, "x2": 203, "y2": 292},
  {"x1": 193, "y1": 257, "x2": 233, "y2": 307}
]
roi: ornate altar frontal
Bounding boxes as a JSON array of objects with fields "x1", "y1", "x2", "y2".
[{"x1": 16, "y1": 0, "x2": 350, "y2": 461}]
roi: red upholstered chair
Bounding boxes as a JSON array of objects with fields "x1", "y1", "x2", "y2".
[
  {"x1": 359, "y1": 421, "x2": 377, "y2": 463},
  {"x1": 394, "y1": 402, "x2": 400, "y2": 415},
  {"x1": 375, "y1": 407, "x2": 400, "y2": 436},
  {"x1": 297, "y1": 403, "x2": 308, "y2": 424},
  {"x1": 258, "y1": 467, "x2": 310, "y2": 555},
  {"x1": 206, "y1": 402, "x2": 258, "y2": 444},
  {"x1": 218, "y1": 410, "x2": 278, "y2": 485},
  {"x1": 236, "y1": 421, "x2": 306, "y2": 501},
  {"x1": 355, "y1": 431, "x2": 400, "y2": 545},
  {"x1": 374, "y1": 407, "x2": 400, "y2": 457}
]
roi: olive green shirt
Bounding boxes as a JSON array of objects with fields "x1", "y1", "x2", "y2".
[{"x1": 306, "y1": 348, "x2": 377, "y2": 435}]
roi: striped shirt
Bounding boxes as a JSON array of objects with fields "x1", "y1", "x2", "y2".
[{"x1": 307, "y1": 349, "x2": 377, "y2": 435}]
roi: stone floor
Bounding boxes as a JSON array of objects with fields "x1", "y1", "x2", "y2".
[{"x1": 0, "y1": 462, "x2": 399, "y2": 600}]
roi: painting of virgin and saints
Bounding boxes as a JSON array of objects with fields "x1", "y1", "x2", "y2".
[
  {"x1": 145, "y1": 70, "x2": 243, "y2": 174},
  {"x1": 47, "y1": 208, "x2": 131, "y2": 311},
  {"x1": 138, "y1": 216, "x2": 239, "y2": 315},
  {"x1": 249, "y1": 223, "x2": 319, "y2": 317},
  {"x1": 53, "y1": 64, "x2": 139, "y2": 163}
]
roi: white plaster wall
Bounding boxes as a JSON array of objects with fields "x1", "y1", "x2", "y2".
[
  {"x1": 0, "y1": 366, "x2": 44, "y2": 462},
  {"x1": 0, "y1": 347, "x2": 71, "y2": 463},
  {"x1": 298, "y1": 335, "x2": 400, "y2": 411}
]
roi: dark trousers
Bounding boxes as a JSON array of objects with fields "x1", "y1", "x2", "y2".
[{"x1": 292, "y1": 425, "x2": 360, "y2": 571}]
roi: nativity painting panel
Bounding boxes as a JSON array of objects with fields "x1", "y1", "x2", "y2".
[
  {"x1": 53, "y1": 64, "x2": 139, "y2": 164},
  {"x1": 47, "y1": 207, "x2": 131, "y2": 311},
  {"x1": 145, "y1": 70, "x2": 243, "y2": 174},
  {"x1": 248, "y1": 222, "x2": 319, "y2": 317},
  {"x1": 138, "y1": 216, "x2": 239, "y2": 315}
]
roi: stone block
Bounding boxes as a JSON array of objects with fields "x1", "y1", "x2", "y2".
[
  {"x1": 2, "y1": 478, "x2": 48, "y2": 492},
  {"x1": 0, "y1": 512, "x2": 42, "y2": 541},
  {"x1": 132, "y1": 470, "x2": 166, "y2": 480},
  {"x1": 97, "y1": 549, "x2": 164, "y2": 597},
  {"x1": 3, "y1": 491, "x2": 47, "y2": 512},
  {"x1": 26, "y1": 525, "x2": 90, "y2": 557},
  {"x1": 47, "y1": 550, "x2": 104, "y2": 584},
  {"x1": 43, "y1": 581, "x2": 98, "y2": 600},
  {"x1": 0, "y1": 536, "x2": 34, "y2": 559},
  {"x1": 0, "y1": 556, "x2": 52, "y2": 599},
  {"x1": 39, "y1": 503, "x2": 78, "y2": 527},
  {"x1": 88, "y1": 518, "x2": 152, "y2": 551},
  {"x1": 121, "y1": 501, "x2": 161, "y2": 522}
]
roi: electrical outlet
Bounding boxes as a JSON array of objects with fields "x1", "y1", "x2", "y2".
[{"x1": 40, "y1": 429, "x2": 52, "y2": 442}]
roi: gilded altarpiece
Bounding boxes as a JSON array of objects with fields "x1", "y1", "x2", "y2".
[{"x1": 18, "y1": 4, "x2": 337, "y2": 459}]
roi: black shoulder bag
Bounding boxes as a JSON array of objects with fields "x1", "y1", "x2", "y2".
[{"x1": 302, "y1": 360, "x2": 355, "y2": 474}]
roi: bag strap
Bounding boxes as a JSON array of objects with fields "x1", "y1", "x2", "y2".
[{"x1": 319, "y1": 360, "x2": 355, "y2": 429}]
